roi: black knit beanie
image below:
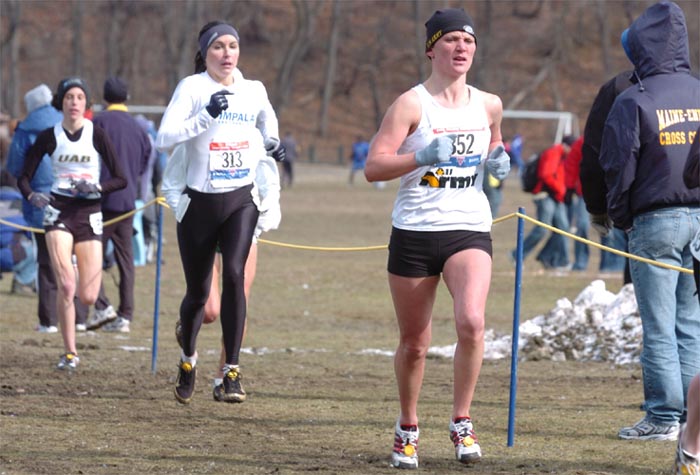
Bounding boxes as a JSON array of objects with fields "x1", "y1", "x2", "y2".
[
  {"x1": 52, "y1": 77, "x2": 90, "y2": 110},
  {"x1": 425, "y1": 8, "x2": 477, "y2": 51},
  {"x1": 103, "y1": 76, "x2": 128, "y2": 104}
]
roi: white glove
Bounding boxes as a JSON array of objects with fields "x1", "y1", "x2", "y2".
[
  {"x1": 414, "y1": 135, "x2": 456, "y2": 166},
  {"x1": 256, "y1": 199, "x2": 281, "y2": 234},
  {"x1": 485, "y1": 145, "x2": 511, "y2": 180}
]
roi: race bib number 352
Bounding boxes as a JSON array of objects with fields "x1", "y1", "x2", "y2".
[{"x1": 209, "y1": 141, "x2": 252, "y2": 187}]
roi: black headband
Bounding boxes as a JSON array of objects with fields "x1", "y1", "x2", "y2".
[{"x1": 199, "y1": 23, "x2": 240, "y2": 58}]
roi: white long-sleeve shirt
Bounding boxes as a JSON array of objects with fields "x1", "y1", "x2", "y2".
[
  {"x1": 156, "y1": 68, "x2": 279, "y2": 194},
  {"x1": 160, "y1": 69, "x2": 281, "y2": 235}
]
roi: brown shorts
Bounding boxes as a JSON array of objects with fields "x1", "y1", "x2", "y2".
[
  {"x1": 43, "y1": 194, "x2": 103, "y2": 243},
  {"x1": 388, "y1": 226, "x2": 492, "y2": 277}
]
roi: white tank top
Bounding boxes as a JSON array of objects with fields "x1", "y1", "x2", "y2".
[
  {"x1": 50, "y1": 120, "x2": 101, "y2": 198},
  {"x1": 392, "y1": 84, "x2": 493, "y2": 232}
]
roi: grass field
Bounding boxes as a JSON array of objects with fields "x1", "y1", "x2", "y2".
[{"x1": 1, "y1": 163, "x2": 677, "y2": 475}]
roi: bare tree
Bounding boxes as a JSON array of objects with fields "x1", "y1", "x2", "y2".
[
  {"x1": 367, "y1": 12, "x2": 393, "y2": 130},
  {"x1": 413, "y1": 0, "x2": 427, "y2": 82},
  {"x1": 273, "y1": 0, "x2": 321, "y2": 114},
  {"x1": 512, "y1": 0, "x2": 544, "y2": 19},
  {"x1": 105, "y1": 0, "x2": 128, "y2": 77},
  {"x1": 162, "y1": 0, "x2": 201, "y2": 97},
  {"x1": 1, "y1": 0, "x2": 21, "y2": 115},
  {"x1": 72, "y1": 0, "x2": 83, "y2": 75},
  {"x1": 317, "y1": 0, "x2": 341, "y2": 137},
  {"x1": 471, "y1": 0, "x2": 494, "y2": 89},
  {"x1": 594, "y1": 0, "x2": 612, "y2": 78}
]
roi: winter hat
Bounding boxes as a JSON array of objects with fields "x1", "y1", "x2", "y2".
[
  {"x1": 24, "y1": 84, "x2": 53, "y2": 113},
  {"x1": 562, "y1": 135, "x2": 576, "y2": 147},
  {"x1": 103, "y1": 76, "x2": 128, "y2": 103},
  {"x1": 425, "y1": 8, "x2": 477, "y2": 51},
  {"x1": 51, "y1": 77, "x2": 90, "y2": 110}
]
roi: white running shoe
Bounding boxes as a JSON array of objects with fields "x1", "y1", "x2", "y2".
[
  {"x1": 619, "y1": 417, "x2": 679, "y2": 441},
  {"x1": 391, "y1": 419, "x2": 419, "y2": 469},
  {"x1": 56, "y1": 352, "x2": 80, "y2": 370},
  {"x1": 449, "y1": 417, "x2": 482, "y2": 464},
  {"x1": 102, "y1": 316, "x2": 130, "y2": 333},
  {"x1": 86, "y1": 305, "x2": 117, "y2": 330},
  {"x1": 75, "y1": 323, "x2": 87, "y2": 332},
  {"x1": 36, "y1": 324, "x2": 58, "y2": 333}
]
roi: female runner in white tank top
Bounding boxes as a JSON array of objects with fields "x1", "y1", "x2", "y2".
[
  {"x1": 156, "y1": 21, "x2": 282, "y2": 405},
  {"x1": 17, "y1": 77, "x2": 127, "y2": 371},
  {"x1": 364, "y1": 8, "x2": 511, "y2": 470}
]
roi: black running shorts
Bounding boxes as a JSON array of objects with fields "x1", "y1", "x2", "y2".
[
  {"x1": 388, "y1": 226, "x2": 492, "y2": 277},
  {"x1": 42, "y1": 194, "x2": 103, "y2": 243}
]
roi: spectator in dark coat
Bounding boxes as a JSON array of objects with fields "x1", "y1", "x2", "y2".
[
  {"x1": 88, "y1": 76, "x2": 151, "y2": 333},
  {"x1": 600, "y1": 1, "x2": 700, "y2": 441}
]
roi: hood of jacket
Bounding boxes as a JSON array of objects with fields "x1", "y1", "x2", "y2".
[
  {"x1": 16, "y1": 105, "x2": 63, "y2": 134},
  {"x1": 626, "y1": 1, "x2": 690, "y2": 80}
]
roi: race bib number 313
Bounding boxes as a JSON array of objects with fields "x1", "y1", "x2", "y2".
[{"x1": 209, "y1": 141, "x2": 252, "y2": 188}]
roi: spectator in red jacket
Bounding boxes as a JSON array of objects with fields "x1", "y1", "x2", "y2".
[
  {"x1": 510, "y1": 136, "x2": 574, "y2": 271},
  {"x1": 564, "y1": 136, "x2": 589, "y2": 270}
]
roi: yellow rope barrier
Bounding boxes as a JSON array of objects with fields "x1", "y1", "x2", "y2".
[{"x1": 0, "y1": 202, "x2": 693, "y2": 274}]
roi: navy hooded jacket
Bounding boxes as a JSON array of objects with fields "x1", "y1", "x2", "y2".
[{"x1": 599, "y1": 1, "x2": 700, "y2": 230}]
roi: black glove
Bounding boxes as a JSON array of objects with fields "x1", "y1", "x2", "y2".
[
  {"x1": 206, "y1": 90, "x2": 229, "y2": 118},
  {"x1": 564, "y1": 189, "x2": 575, "y2": 205},
  {"x1": 74, "y1": 179, "x2": 100, "y2": 196},
  {"x1": 28, "y1": 192, "x2": 52, "y2": 208},
  {"x1": 271, "y1": 144, "x2": 286, "y2": 162},
  {"x1": 590, "y1": 213, "x2": 613, "y2": 237}
]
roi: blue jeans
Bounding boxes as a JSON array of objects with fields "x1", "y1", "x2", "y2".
[
  {"x1": 514, "y1": 194, "x2": 569, "y2": 268},
  {"x1": 567, "y1": 196, "x2": 589, "y2": 271},
  {"x1": 628, "y1": 207, "x2": 700, "y2": 425},
  {"x1": 600, "y1": 227, "x2": 628, "y2": 272}
]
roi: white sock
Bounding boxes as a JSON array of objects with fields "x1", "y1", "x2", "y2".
[
  {"x1": 222, "y1": 364, "x2": 239, "y2": 374},
  {"x1": 181, "y1": 350, "x2": 197, "y2": 367}
]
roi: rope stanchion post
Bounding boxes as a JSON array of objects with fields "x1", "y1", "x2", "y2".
[
  {"x1": 151, "y1": 200, "x2": 165, "y2": 374},
  {"x1": 507, "y1": 206, "x2": 526, "y2": 447}
]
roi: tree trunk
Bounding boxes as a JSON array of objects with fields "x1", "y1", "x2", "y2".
[
  {"x1": 274, "y1": 0, "x2": 320, "y2": 114},
  {"x1": 162, "y1": 0, "x2": 200, "y2": 97},
  {"x1": 595, "y1": 0, "x2": 612, "y2": 78},
  {"x1": 317, "y1": 0, "x2": 341, "y2": 137},
  {"x1": 413, "y1": 0, "x2": 427, "y2": 82},
  {"x1": 106, "y1": 0, "x2": 127, "y2": 77},
  {"x1": 1, "y1": 0, "x2": 21, "y2": 116},
  {"x1": 72, "y1": 0, "x2": 83, "y2": 75}
]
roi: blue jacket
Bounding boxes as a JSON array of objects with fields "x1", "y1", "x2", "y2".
[
  {"x1": 6, "y1": 105, "x2": 63, "y2": 228},
  {"x1": 600, "y1": 1, "x2": 700, "y2": 230}
]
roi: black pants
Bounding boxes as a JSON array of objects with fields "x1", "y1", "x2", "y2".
[
  {"x1": 177, "y1": 185, "x2": 258, "y2": 366},
  {"x1": 101, "y1": 210, "x2": 136, "y2": 320}
]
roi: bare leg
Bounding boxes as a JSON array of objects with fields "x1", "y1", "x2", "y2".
[
  {"x1": 389, "y1": 272, "x2": 439, "y2": 425},
  {"x1": 46, "y1": 230, "x2": 78, "y2": 355},
  {"x1": 682, "y1": 373, "x2": 700, "y2": 455},
  {"x1": 442, "y1": 249, "x2": 491, "y2": 419}
]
